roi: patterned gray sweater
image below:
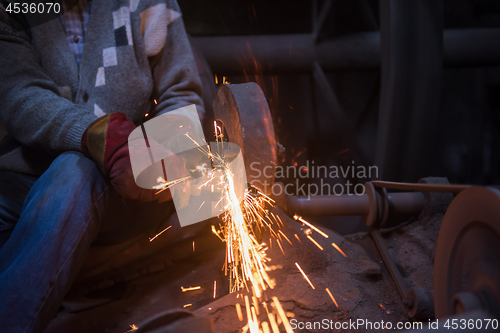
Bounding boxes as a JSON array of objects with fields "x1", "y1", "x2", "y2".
[{"x1": 0, "y1": 0, "x2": 204, "y2": 175}]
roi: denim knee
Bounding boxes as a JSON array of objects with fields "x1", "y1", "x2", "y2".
[{"x1": 42, "y1": 151, "x2": 106, "y2": 190}]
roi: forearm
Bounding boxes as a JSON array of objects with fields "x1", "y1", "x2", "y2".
[{"x1": 148, "y1": 0, "x2": 205, "y2": 121}]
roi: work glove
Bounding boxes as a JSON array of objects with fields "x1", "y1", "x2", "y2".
[{"x1": 81, "y1": 113, "x2": 191, "y2": 203}]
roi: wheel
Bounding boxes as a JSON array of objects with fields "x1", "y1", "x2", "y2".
[{"x1": 434, "y1": 186, "x2": 500, "y2": 319}]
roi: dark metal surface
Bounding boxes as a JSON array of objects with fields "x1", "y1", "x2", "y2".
[
  {"x1": 375, "y1": 0, "x2": 443, "y2": 182},
  {"x1": 212, "y1": 83, "x2": 277, "y2": 194},
  {"x1": 192, "y1": 29, "x2": 500, "y2": 74},
  {"x1": 372, "y1": 180, "x2": 471, "y2": 193},
  {"x1": 404, "y1": 287, "x2": 435, "y2": 320},
  {"x1": 434, "y1": 186, "x2": 500, "y2": 319}
]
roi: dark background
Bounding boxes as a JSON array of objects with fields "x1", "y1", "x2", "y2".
[{"x1": 178, "y1": 0, "x2": 500, "y2": 187}]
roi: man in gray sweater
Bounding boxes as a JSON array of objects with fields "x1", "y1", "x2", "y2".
[{"x1": 0, "y1": 0, "x2": 205, "y2": 331}]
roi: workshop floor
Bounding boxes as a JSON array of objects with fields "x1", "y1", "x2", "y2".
[{"x1": 45, "y1": 198, "x2": 446, "y2": 333}]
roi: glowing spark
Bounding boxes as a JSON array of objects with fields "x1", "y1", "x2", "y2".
[
  {"x1": 294, "y1": 234, "x2": 301, "y2": 243},
  {"x1": 193, "y1": 241, "x2": 195, "y2": 252},
  {"x1": 213, "y1": 280, "x2": 217, "y2": 298},
  {"x1": 307, "y1": 235, "x2": 324, "y2": 250},
  {"x1": 149, "y1": 225, "x2": 172, "y2": 242},
  {"x1": 267, "y1": 312, "x2": 279, "y2": 333},
  {"x1": 276, "y1": 238, "x2": 285, "y2": 255},
  {"x1": 295, "y1": 262, "x2": 315, "y2": 289},
  {"x1": 276, "y1": 215, "x2": 284, "y2": 227},
  {"x1": 215, "y1": 74, "x2": 218, "y2": 84},
  {"x1": 181, "y1": 286, "x2": 201, "y2": 292},
  {"x1": 183, "y1": 304, "x2": 192, "y2": 308},
  {"x1": 144, "y1": 113, "x2": 149, "y2": 117},
  {"x1": 326, "y1": 288, "x2": 338, "y2": 307},
  {"x1": 236, "y1": 303, "x2": 244, "y2": 321},
  {"x1": 153, "y1": 176, "x2": 192, "y2": 194},
  {"x1": 262, "y1": 321, "x2": 271, "y2": 333},
  {"x1": 293, "y1": 215, "x2": 329, "y2": 238},
  {"x1": 332, "y1": 242, "x2": 347, "y2": 257},
  {"x1": 124, "y1": 324, "x2": 138, "y2": 332},
  {"x1": 272, "y1": 297, "x2": 294, "y2": 333},
  {"x1": 197, "y1": 201, "x2": 205, "y2": 212},
  {"x1": 153, "y1": 99, "x2": 157, "y2": 104},
  {"x1": 278, "y1": 230, "x2": 292, "y2": 245},
  {"x1": 252, "y1": 295, "x2": 260, "y2": 315}
]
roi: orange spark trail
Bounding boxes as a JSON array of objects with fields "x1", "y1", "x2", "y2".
[
  {"x1": 332, "y1": 242, "x2": 347, "y2": 257},
  {"x1": 295, "y1": 262, "x2": 315, "y2": 289},
  {"x1": 307, "y1": 235, "x2": 324, "y2": 250},
  {"x1": 236, "y1": 303, "x2": 244, "y2": 321},
  {"x1": 326, "y1": 288, "x2": 338, "y2": 307},
  {"x1": 272, "y1": 297, "x2": 294, "y2": 333},
  {"x1": 294, "y1": 234, "x2": 301, "y2": 242},
  {"x1": 148, "y1": 225, "x2": 172, "y2": 242},
  {"x1": 278, "y1": 230, "x2": 292, "y2": 245},
  {"x1": 293, "y1": 215, "x2": 329, "y2": 238}
]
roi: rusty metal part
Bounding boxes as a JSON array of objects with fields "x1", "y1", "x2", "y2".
[
  {"x1": 213, "y1": 83, "x2": 277, "y2": 194},
  {"x1": 434, "y1": 186, "x2": 500, "y2": 319},
  {"x1": 372, "y1": 180, "x2": 471, "y2": 193}
]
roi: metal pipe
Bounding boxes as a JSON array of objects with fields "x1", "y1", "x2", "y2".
[
  {"x1": 287, "y1": 194, "x2": 371, "y2": 217},
  {"x1": 387, "y1": 192, "x2": 425, "y2": 215},
  {"x1": 287, "y1": 192, "x2": 424, "y2": 217},
  {"x1": 192, "y1": 29, "x2": 500, "y2": 74}
]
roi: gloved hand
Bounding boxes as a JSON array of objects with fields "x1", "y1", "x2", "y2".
[{"x1": 81, "y1": 113, "x2": 191, "y2": 203}]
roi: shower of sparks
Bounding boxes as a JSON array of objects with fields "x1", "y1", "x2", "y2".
[
  {"x1": 306, "y1": 235, "x2": 324, "y2": 250},
  {"x1": 148, "y1": 225, "x2": 172, "y2": 242},
  {"x1": 326, "y1": 288, "x2": 338, "y2": 307},
  {"x1": 293, "y1": 215, "x2": 329, "y2": 238},
  {"x1": 295, "y1": 262, "x2": 315, "y2": 289},
  {"x1": 332, "y1": 242, "x2": 347, "y2": 257},
  {"x1": 151, "y1": 121, "x2": 302, "y2": 332}
]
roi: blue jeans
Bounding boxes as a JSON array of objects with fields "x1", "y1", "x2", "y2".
[{"x1": 0, "y1": 152, "x2": 173, "y2": 332}]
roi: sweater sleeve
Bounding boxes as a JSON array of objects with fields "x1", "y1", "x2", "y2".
[
  {"x1": 0, "y1": 6, "x2": 97, "y2": 153},
  {"x1": 148, "y1": 0, "x2": 205, "y2": 122}
]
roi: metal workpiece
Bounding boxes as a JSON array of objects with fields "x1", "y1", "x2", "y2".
[
  {"x1": 285, "y1": 182, "x2": 425, "y2": 229},
  {"x1": 286, "y1": 192, "x2": 371, "y2": 217},
  {"x1": 212, "y1": 83, "x2": 278, "y2": 194}
]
